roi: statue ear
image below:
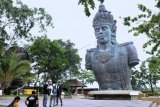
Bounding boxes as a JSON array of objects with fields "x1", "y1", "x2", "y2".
[
  {"x1": 111, "y1": 27, "x2": 117, "y2": 37},
  {"x1": 111, "y1": 32, "x2": 116, "y2": 37}
]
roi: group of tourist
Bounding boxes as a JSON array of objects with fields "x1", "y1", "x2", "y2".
[
  {"x1": 7, "y1": 80, "x2": 63, "y2": 107},
  {"x1": 43, "y1": 80, "x2": 63, "y2": 107}
]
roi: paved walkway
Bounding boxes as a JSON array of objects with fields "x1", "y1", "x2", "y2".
[{"x1": 0, "y1": 96, "x2": 158, "y2": 107}]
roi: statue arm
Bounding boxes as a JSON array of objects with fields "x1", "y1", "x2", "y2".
[
  {"x1": 85, "y1": 50, "x2": 92, "y2": 70},
  {"x1": 127, "y1": 44, "x2": 140, "y2": 67}
]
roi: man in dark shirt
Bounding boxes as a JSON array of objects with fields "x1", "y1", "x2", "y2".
[
  {"x1": 42, "y1": 82, "x2": 50, "y2": 107},
  {"x1": 25, "y1": 91, "x2": 39, "y2": 107},
  {"x1": 55, "y1": 81, "x2": 63, "y2": 106}
]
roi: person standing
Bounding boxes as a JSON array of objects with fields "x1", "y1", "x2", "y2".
[
  {"x1": 25, "y1": 91, "x2": 39, "y2": 107},
  {"x1": 42, "y1": 82, "x2": 50, "y2": 107},
  {"x1": 49, "y1": 82, "x2": 57, "y2": 107},
  {"x1": 55, "y1": 81, "x2": 62, "y2": 106}
]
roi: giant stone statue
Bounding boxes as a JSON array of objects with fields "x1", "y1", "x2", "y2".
[{"x1": 85, "y1": 4, "x2": 139, "y2": 90}]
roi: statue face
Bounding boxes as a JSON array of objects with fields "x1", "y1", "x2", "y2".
[{"x1": 94, "y1": 24, "x2": 112, "y2": 44}]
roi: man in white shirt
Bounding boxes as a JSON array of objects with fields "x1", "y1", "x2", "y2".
[{"x1": 49, "y1": 82, "x2": 57, "y2": 107}]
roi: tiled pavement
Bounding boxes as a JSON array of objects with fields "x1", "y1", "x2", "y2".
[{"x1": 0, "y1": 96, "x2": 158, "y2": 107}]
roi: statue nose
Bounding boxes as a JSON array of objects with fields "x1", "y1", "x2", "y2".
[
  {"x1": 98, "y1": 32, "x2": 104, "y2": 36},
  {"x1": 99, "y1": 28, "x2": 103, "y2": 32}
]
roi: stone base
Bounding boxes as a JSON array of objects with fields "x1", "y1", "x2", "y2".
[
  {"x1": 88, "y1": 90, "x2": 142, "y2": 100},
  {"x1": 71, "y1": 94, "x2": 85, "y2": 99}
]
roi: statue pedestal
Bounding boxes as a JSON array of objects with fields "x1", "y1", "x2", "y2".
[{"x1": 88, "y1": 90, "x2": 142, "y2": 100}]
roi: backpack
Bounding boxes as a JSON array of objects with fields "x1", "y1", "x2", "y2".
[{"x1": 52, "y1": 85, "x2": 57, "y2": 94}]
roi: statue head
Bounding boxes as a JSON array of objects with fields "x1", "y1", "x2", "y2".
[{"x1": 93, "y1": 4, "x2": 117, "y2": 45}]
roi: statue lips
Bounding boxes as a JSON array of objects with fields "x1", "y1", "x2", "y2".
[
  {"x1": 98, "y1": 35, "x2": 105, "y2": 40},
  {"x1": 99, "y1": 35, "x2": 107, "y2": 43},
  {"x1": 100, "y1": 37, "x2": 104, "y2": 40}
]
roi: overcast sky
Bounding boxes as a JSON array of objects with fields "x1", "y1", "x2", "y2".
[{"x1": 21, "y1": 0, "x2": 157, "y2": 69}]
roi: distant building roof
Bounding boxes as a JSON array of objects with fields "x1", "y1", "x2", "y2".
[{"x1": 67, "y1": 79, "x2": 86, "y2": 87}]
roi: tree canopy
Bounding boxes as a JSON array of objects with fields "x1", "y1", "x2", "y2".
[
  {"x1": 27, "y1": 36, "x2": 81, "y2": 83},
  {"x1": 0, "y1": 44, "x2": 31, "y2": 89},
  {"x1": 78, "y1": 0, "x2": 104, "y2": 16},
  {"x1": 0, "y1": 0, "x2": 53, "y2": 47},
  {"x1": 123, "y1": 0, "x2": 160, "y2": 54}
]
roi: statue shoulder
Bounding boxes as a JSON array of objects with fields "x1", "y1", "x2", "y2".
[
  {"x1": 119, "y1": 41, "x2": 139, "y2": 67},
  {"x1": 119, "y1": 41, "x2": 136, "y2": 51},
  {"x1": 86, "y1": 48, "x2": 96, "y2": 52},
  {"x1": 119, "y1": 41, "x2": 133, "y2": 47}
]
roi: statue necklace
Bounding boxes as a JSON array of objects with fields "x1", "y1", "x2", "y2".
[{"x1": 94, "y1": 45, "x2": 117, "y2": 63}]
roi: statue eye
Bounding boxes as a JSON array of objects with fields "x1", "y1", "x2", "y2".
[
  {"x1": 101, "y1": 26, "x2": 108, "y2": 31},
  {"x1": 95, "y1": 28, "x2": 100, "y2": 32}
]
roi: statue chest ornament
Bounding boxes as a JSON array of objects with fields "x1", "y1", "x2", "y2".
[
  {"x1": 94, "y1": 51, "x2": 112, "y2": 63},
  {"x1": 93, "y1": 46, "x2": 117, "y2": 63}
]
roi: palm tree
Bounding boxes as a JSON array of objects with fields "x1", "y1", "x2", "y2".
[{"x1": 0, "y1": 51, "x2": 31, "y2": 90}]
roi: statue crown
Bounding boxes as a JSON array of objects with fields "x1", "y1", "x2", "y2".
[{"x1": 93, "y1": 3, "x2": 115, "y2": 28}]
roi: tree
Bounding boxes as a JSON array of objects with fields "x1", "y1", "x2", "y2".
[
  {"x1": 147, "y1": 56, "x2": 160, "y2": 91},
  {"x1": 131, "y1": 62, "x2": 148, "y2": 90},
  {"x1": 0, "y1": 47, "x2": 31, "y2": 90},
  {"x1": 77, "y1": 69, "x2": 95, "y2": 84},
  {"x1": 27, "y1": 36, "x2": 81, "y2": 83},
  {"x1": 123, "y1": 0, "x2": 160, "y2": 54},
  {"x1": 131, "y1": 60, "x2": 160, "y2": 93},
  {"x1": 78, "y1": 0, "x2": 104, "y2": 16},
  {"x1": 61, "y1": 40, "x2": 82, "y2": 80},
  {"x1": 0, "y1": 0, "x2": 53, "y2": 47}
]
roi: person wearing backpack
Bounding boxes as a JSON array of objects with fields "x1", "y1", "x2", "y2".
[
  {"x1": 49, "y1": 82, "x2": 57, "y2": 107},
  {"x1": 7, "y1": 96, "x2": 20, "y2": 107}
]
